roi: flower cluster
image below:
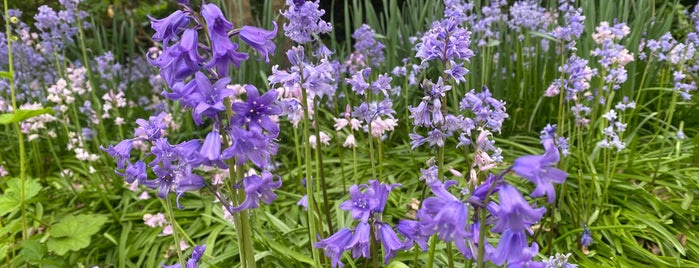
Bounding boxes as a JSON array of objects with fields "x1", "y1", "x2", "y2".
[
  {"x1": 591, "y1": 22, "x2": 634, "y2": 90},
  {"x1": 315, "y1": 180, "x2": 402, "y2": 267},
  {"x1": 350, "y1": 24, "x2": 385, "y2": 67},
  {"x1": 104, "y1": 2, "x2": 282, "y2": 213},
  {"x1": 281, "y1": 0, "x2": 332, "y2": 44}
]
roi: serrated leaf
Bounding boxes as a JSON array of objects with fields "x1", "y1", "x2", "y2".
[
  {"x1": 0, "y1": 177, "x2": 42, "y2": 216},
  {"x1": 47, "y1": 214, "x2": 108, "y2": 255},
  {"x1": 0, "y1": 108, "x2": 54, "y2": 125},
  {"x1": 0, "y1": 71, "x2": 11, "y2": 79}
]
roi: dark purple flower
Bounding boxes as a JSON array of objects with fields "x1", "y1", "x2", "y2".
[
  {"x1": 194, "y1": 129, "x2": 228, "y2": 169},
  {"x1": 376, "y1": 222, "x2": 403, "y2": 264},
  {"x1": 115, "y1": 160, "x2": 146, "y2": 184},
  {"x1": 239, "y1": 22, "x2": 278, "y2": 63},
  {"x1": 339, "y1": 184, "x2": 379, "y2": 222},
  {"x1": 202, "y1": 3, "x2": 249, "y2": 74},
  {"x1": 101, "y1": 139, "x2": 133, "y2": 169},
  {"x1": 512, "y1": 138, "x2": 568, "y2": 203},
  {"x1": 188, "y1": 72, "x2": 235, "y2": 125},
  {"x1": 134, "y1": 112, "x2": 168, "y2": 141},
  {"x1": 315, "y1": 228, "x2": 353, "y2": 268},
  {"x1": 148, "y1": 29, "x2": 204, "y2": 86},
  {"x1": 231, "y1": 85, "x2": 282, "y2": 134},
  {"x1": 491, "y1": 230, "x2": 540, "y2": 266},
  {"x1": 148, "y1": 10, "x2": 189, "y2": 48},
  {"x1": 231, "y1": 171, "x2": 283, "y2": 211},
  {"x1": 346, "y1": 221, "x2": 371, "y2": 259},
  {"x1": 222, "y1": 127, "x2": 279, "y2": 168}
]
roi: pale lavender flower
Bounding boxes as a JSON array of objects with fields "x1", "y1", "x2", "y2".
[
  {"x1": 512, "y1": 139, "x2": 568, "y2": 203},
  {"x1": 281, "y1": 0, "x2": 332, "y2": 44}
]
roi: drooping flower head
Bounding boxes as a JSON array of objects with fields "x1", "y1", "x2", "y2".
[{"x1": 512, "y1": 138, "x2": 568, "y2": 203}]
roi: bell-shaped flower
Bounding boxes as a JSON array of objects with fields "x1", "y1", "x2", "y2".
[
  {"x1": 345, "y1": 221, "x2": 371, "y2": 258},
  {"x1": 188, "y1": 72, "x2": 235, "y2": 125},
  {"x1": 315, "y1": 228, "x2": 353, "y2": 268},
  {"x1": 231, "y1": 171, "x2": 282, "y2": 211},
  {"x1": 149, "y1": 29, "x2": 204, "y2": 86},
  {"x1": 512, "y1": 138, "x2": 568, "y2": 203},
  {"x1": 239, "y1": 22, "x2": 278, "y2": 63},
  {"x1": 101, "y1": 139, "x2": 133, "y2": 169},
  {"x1": 115, "y1": 160, "x2": 147, "y2": 184},
  {"x1": 376, "y1": 222, "x2": 403, "y2": 264},
  {"x1": 194, "y1": 129, "x2": 228, "y2": 169},
  {"x1": 417, "y1": 180, "x2": 469, "y2": 247},
  {"x1": 222, "y1": 127, "x2": 279, "y2": 168},
  {"x1": 148, "y1": 10, "x2": 189, "y2": 48}
]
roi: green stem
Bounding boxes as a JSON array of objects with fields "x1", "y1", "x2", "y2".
[
  {"x1": 426, "y1": 235, "x2": 438, "y2": 268},
  {"x1": 300, "y1": 84, "x2": 323, "y2": 268},
  {"x1": 4, "y1": 2, "x2": 28, "y2": 240},
  {"x1": 313, "y1": 97, "x2": 334, "y2": 234},
  {"x1": 165, "y1": 197, "x2": 186, "y2": 268}
]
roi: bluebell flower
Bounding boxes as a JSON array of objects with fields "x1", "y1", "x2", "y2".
[
  {"x1": 345, "y1": 68, "x2": 371, "y2": 95},
  {"x1": 188, "y1": 72, "x2": 235, "y2": 125},
  {"x1": 346, "y1": 221, "x2": 371, "y2": 258},
  {"x1": 376, "y1": 222, "x2": 403, "y2": 264},
  {"x1": 339, "y1": 184, "x2": 379, "y2": 222},
  {"x1": 315, "y1": 228, "x2": 353, "y2": 268},
  {"x1": 239, "y1": 22, "x2": 278, "y2": 63},
  {"x1": 148, "y1": 10, "x2": 189, "y2": 48},
  {"x1": 101, "y1": 139, "x2": 133, "y2": 169},
  {"x1": 489, "y1": 184, "x2": 546, "y2": 265},
  {"x1": 581, "y1": 224, "x2": 593, "y2": 247},
  {"x1": 134, "y1": 112, "x2": 168, "y2": 141},
  {"x1": 512, "y1": 138, "x2": 568, "y2": 203},
  {"x1": 222, "y1": 127, "x2": 278, "y2": 168},
  {"x1": 202, "y1": 3, "x2": 249, "y2": 74},
  {"x1": 281, "y1": 0, "x2": 332, "y2": 44},
  {"x1": 231, "y1": 171, "x2": 282, "y2": 211},
  {"x1": 148, "y1": 29, "x2": 204, "y2": 86},
  {"x1": 369, "y1": 180, "x2": 400, "y2": 213},
  {"x1": 352, "y1": 24, "x2": 385, "y2": 66},
  {"x1": 396, "y1": 219, "x2": 429, "y2": 251},
  {"x1": 230, "y1": 85, "x2": 282, "y2": 134},
  {"x1": 163, "y1": 244, "x2": 206, "y2": 268},
  {"x1": 194, "y1": 129, "x2": 228, "y2": 169},
  {"x1": 115, "y1": 160, "x2": 147, "y2": 184},
  {"x1": 417, "y1": 180, "x2": 470, "y2": 254}
]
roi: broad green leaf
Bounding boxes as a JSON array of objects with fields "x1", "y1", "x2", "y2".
[
  {"x1": 0, "y1": 71, "x2": 11, "y2": 79},
  {"x1": 20, "y1": 239, "x2": 46, "y2": 261},
  {"x1": 47, "y1": 214, "x2": 108, "y2": 255},
  {"x1": 0, "y1": 108, "x2": 54, "y2": 125},
  {"x1": 0, "y1": 177, "x2": 42, "y2": 216}
]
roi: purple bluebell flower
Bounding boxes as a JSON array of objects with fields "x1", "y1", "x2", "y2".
[
  {"x1": 239, "y1": 22, "x2": 278, "y2": 63},
  {"x1": 148, "y1": 29, "x2": 204, "y2": 86},
  {"x1": 281, "y1": 0, "x2": 332, "y2": 44},
  {"x1": 376, "y1": 222, "x2": 403, "y2": 264},
  {"x1": 188, "y1": 72, "x2": 235, "y2": 125},
  {"x1": 194, "y1": 129, "x2": 228, "y2": 169},
  {"x1": 134, "y1": 112, "x2": 168, "y2": 141},
  {"x1": 115, "y1": 160, "x2": 147, "y2": 184},
  {"x1": 345, "y1": 68, "x2": 371, "y2": 95},
  {"x1": 148, "y1": 10, "x2": 189, "y2": 48},
  {"x1": 101, "y1": 139, "x2": 133, "y2": 169},
  {"x1": 346, "y1": 221, "x2": 371, "y2": 258},
  {"x1": 417, "y1": 180, "x2": 471, "y2": 256},
  {"x1": 416, "y1": 18, "x2": 474, "y2": 63},
  {"x1": 581, "y1": 224, "x2": 593, "y2": 247},
  {"x1": 489, "y1": 184, "x2": 546, "y2": 265},
  {"x1": 222, "y1": 127, "x2": 279, "y2": 168},
  {"x1": 202, "y1": 3, "x2": 249, "y2": 74},
  {"x1": 163, "y1": 244, "x2": 206, "y2": 268},
  {"x1": 315, "y1": 228, "x2": 353, "y2": 268},
  {"x1": 339, "y1": 184, "x2": 379, "y2": 222},
  {"x1": 352, "y1": 24, "x2": 385, "y2": 66},
  {"x1": 231, "y1": 85, "x2": 282, "y2": 134},
  {"x1": 231, "y1": 171, "x2": 282, "y2": 211},
  {"x1": 396, "y1": 219, "x2": 429, "y2": 251},
  {"x1": 369, "y1": 180, "x2": 400, "y2": 213},
  {"x1": 512, "y1": 139, "x2": 568, "y2": 203}
]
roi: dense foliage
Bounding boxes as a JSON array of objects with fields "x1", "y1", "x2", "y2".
[{"x1": 1, "y1": 0, "x2": 698, "y2": 267}]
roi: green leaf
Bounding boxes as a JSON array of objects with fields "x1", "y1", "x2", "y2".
[
  {"x1": 20, "y1": 239, "x2": 46, "y2": 261},
  {"x1": 47, "y1": 214, "x2": 108, "y2": 255},
  {"x1": 0, "y1": 71, "x2": 11, "y2": 79},
  {"x1": 266, "y1": 240, "x2": 313, "y2": 265},
  {"x1": 386, "y1": 261, "x2": 410, "y2": 268},
  {"x1": 0, "y1": 108, "x2": 54, "y2": 125},
  {"x1": 0, "y1": 177, "x2": 42, "y2": 216},
  {"x1": 681, "y1": 191, "x2": 693, "y2": 210}
]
